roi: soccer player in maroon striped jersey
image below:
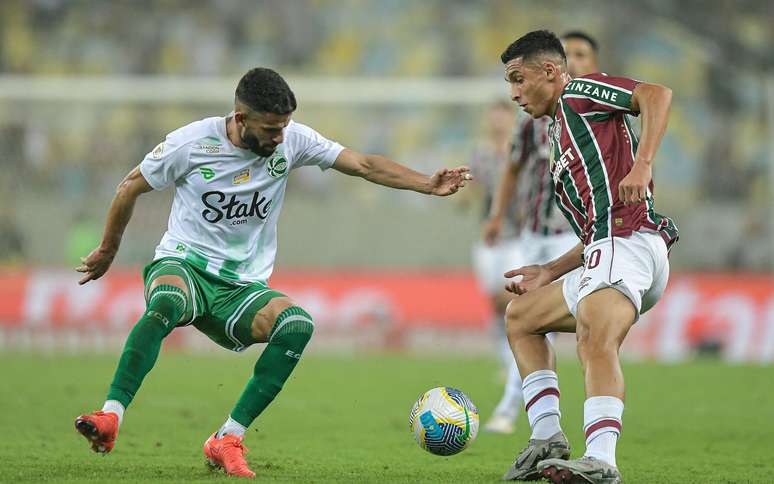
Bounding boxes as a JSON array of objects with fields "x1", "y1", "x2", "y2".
[
  {"x1": 482, "y1": 31, "x2": 602, "y2": 436},
  {"x1": 498, "y1": 30, "x2": 677, "y2": 484}
]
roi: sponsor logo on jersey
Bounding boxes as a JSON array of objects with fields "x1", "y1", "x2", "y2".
[
  {"x1": 151, "y1": 142, "x2": 164, "y2": 159},
  {"x1": 175, "y1": 243, "x2": 186, "y2": 253},
  {"x1": 200, "y1": 167, "x2": 216, "y2": 182},
  {"x1": 201, "y1": 190, "x2": 272, "y2": 224},
  {"x1": 266, "y1": 148, "x2": 288, "y2": 178},
  {"x1": 551, "y1": 147, "x2": 575, "y2": 184},
  {"x1": 195, "y1": 136, "x2": 222, "y2": 154},
  {"x1": 233, "y1": 168, "x2": 250, "y2": 185},
  {"x1": 567, "y1": 80, "x2": 621, "y2": 103}
]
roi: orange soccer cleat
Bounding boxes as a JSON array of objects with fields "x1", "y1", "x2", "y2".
[
  {"x1": 203, "y1": 433, "x2": 256, "y2": 478},
  {"x1": 74, "y1": 410, "x2": 120, "y2": 454}
]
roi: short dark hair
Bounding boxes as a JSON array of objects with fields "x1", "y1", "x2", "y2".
[
  {"x1": 500, "y1": 30, "x2": 566, "y2": 65},
  {"x1": 561, "y1": 31, "x2": 599, "y2": 53},
  {"x1": 235, "y1": 67, "x2": 297, "y2": 115}
]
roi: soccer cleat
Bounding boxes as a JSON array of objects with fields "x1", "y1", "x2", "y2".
[
  {"x1": 538, "y1": 456, "x2": 622, "y2": 484},
  {"x1": 483, "y1": 413, "x2": 516, "y2": 434},
  {"x1": 501, "y1": 431, "x2": 571, "y2": 481},
  {"x1": 74, "y1": 411, "x2": 119, "y2": 454},
  {"x1": 203, "y1": 433, "x2": 256, "y2": 478}
]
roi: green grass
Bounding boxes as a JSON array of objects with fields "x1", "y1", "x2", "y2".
[{"x1": 0, "y1": 351, "x2": 772, "y2": 483}]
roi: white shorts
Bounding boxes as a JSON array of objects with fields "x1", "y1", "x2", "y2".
[
  {"x1": 562, "y1": 230, "x2": 670, "y2": 320},
  {"x1": 473, "y1": 232, "x2": 579, "y2": 294},
  {"x1": 472, "y1": 238, "x2": 526, "y2": 294},
  {"x1": 521, "y1": 231, "x2": 579, "y2": 266}
]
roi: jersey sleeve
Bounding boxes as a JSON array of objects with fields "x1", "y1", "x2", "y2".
[
  {"x1": 509, "y1": 114, "x2": 535, "y2": 169},
  {"x1": 561, "y1": 73, "x2": 641, "y2": 116},
  {"x1": 287, "y1": 122, "x2": 346, "y2": 171},
  {"x1": 139, "y1": 132, "x2": 193, "y2": 190}
]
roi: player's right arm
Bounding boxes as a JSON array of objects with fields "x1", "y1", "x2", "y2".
[
  {"x1": 503, "y1": 242, "x2": 584, "y2": 294},
  {"x1": 76, "y1": 166, "x2": 152, "y2": 285},
  {"x1": 482, "y1": 159, "x2": 522, "y2": 246},
  {"x1": 481, "y1": 116, "x2": 530, "y2": 246}
]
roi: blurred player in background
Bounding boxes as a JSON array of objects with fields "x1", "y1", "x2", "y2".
[
  {"x1": 73, "y1": 67, "x2": 471, "y2": 478},
  {"x1": 466, "y1": 100, "x2": 519, "y2": 431},
  {"x1": 498, "y1": 31, "x2": 677, "y2": 483},
  {"x1": 481, "y1": 31, "x2": 600, "y2": 434}
]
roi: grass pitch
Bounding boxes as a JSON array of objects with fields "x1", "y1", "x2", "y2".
[{"x1": 0, "y1": 351, "x2": 771, "y2": 483}]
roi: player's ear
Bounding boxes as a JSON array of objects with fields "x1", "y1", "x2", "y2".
[
  {"x1": 544, "y1": 62, "x2": 558, "y2": 80},
  {"x1": 234, "y1": 111, "x2": 245, "y2": 125}
]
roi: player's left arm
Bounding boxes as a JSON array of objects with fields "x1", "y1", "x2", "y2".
[
  {"x1": 619, "y1": 82, "x2": 672, "y2": 205},
  {"x1": 331, "y1": 148, "x2": 471, "y2": 196}
]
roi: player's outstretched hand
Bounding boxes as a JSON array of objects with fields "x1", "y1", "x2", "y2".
[
  {"x1": 76, "y1": 245, "x2": 117, "y2": 285},
  {"x1": 429, "y1": 166, "x2": 472, "y2": 196},
  {"x1": 504, "y1": 264, "x2": 553, "y2": 295}
]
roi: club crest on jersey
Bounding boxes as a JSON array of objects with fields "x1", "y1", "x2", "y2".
[
  {"x1": 233, "y1": 168, "x2": 250, "y2": 185},
  {"x1": 266, "y1": 148, "x2": 288, "y2": 178},
  {"x1": 550, "y1": 121, "x2": 562, "y2": 145}
]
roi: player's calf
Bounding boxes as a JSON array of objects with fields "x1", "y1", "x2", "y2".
[
  {"x1": 75, "y1": 283, "x2": 188, "y2": 454},
  {"x1": 206, "y1": 305, "x2": 314, "y2": 475}
]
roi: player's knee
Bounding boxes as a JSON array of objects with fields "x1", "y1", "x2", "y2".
[
  {"x1": 145, "y1": 282, "x2": 189, "y2": 327},
  {"x1": 504, "y1": 297, "x2": 531, "y2": 339},
  {"x1": 251, "y1": 297, "x2": 299, "y2": 341},
  {"x1": 576, "y1": 323, "x2": 622, "y2": 357},
  {"x1": 148, "y1": 274, "x2": 189, "y2": 298},
  {"x1": 268, "y1": 306, "x2": 315, "y2": 352}
]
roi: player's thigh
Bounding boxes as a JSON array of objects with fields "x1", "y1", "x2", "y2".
[
  {"x1": 505, "y1": 280, "x2": 576, "y2": 337},
  {"x1": 193, "y1": 284, "x2": 290, "y2": 352},
  {"x1": 572, "y1": 232, "x2": 668, "y2": 345},
  {"x1": 575, "y1": 288, "x2": 636, "y2": 349}
]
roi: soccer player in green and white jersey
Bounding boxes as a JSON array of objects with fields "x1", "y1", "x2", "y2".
[
  {"x1": 497, "y1": 31, "x2": 677, "y2": 483},
  {"x1": 74, "y1": 67, "x2": 471, "y2": 478}
]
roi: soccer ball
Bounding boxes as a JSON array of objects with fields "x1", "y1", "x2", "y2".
[{"x1": 409, "y1": 387, "x2": 479, "y2": 456}]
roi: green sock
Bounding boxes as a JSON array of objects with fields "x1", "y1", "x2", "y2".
[
  {"x1": 106, "y1": 284, "x2": 187, "y2": 408},
  {"x1": 230, "y1": 306, "x2": 314, "y2": 428}
]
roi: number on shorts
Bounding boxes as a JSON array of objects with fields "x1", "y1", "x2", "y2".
[{"x1": 586, "y1": 248, "x2": 601, "y2": 269}]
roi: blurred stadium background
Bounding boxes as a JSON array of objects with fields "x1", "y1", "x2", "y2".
[{"x1": 0, "y1": 0, "x2": 772, "y2": 360}]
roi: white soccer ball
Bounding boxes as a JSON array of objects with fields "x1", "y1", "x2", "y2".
[{"x1": 409, "y1": 387, "x2": 479, "y2": 456}]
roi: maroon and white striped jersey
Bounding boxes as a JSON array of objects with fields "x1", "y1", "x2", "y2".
[
  {"x1": 510, "y1": 114, "x2": 573, "y2": 236},
  {"x1": 469, "y1": 142, "x2": 520, "y2": 234},
  {"x1": 549, "y1": 73, "x2": 678, "y2": 247}
]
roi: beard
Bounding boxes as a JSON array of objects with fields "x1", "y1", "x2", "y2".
[{"x1": 241, "y1": 129, "x2": 276, "y2": 157}]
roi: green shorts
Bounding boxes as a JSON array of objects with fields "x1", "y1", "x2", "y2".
[{"x1": 142, "y1": 257, "x2": 286, "y2": 352}]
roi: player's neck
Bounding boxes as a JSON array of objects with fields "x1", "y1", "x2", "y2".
[{"x1": 547, "y1": 76, "x2": 571, "y2": 118}]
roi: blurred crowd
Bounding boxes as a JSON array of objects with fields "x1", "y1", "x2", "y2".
[{"x1": 0, "y1": 0, "x2": 771, "y2": 270}]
